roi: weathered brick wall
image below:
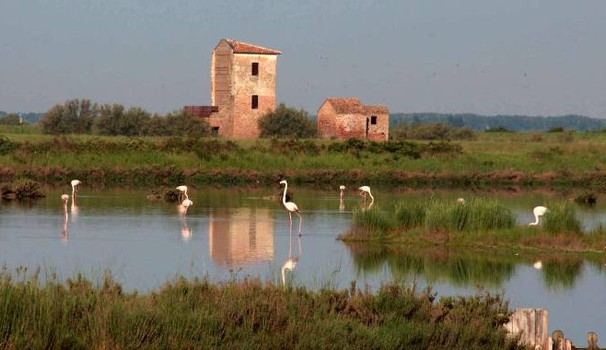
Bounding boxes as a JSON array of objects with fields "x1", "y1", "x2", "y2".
[
  {"x1": 211, "y1": 46, "x2": 277, "y2": 138},
  {"x1": 367, "y1": 112, "x2": 389, "y2": 141},
  {"x1": 317, "y1": 104, "x2": 338, "y2": 139}
]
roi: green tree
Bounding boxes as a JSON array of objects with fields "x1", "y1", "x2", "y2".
[
  {"x1": 0, "y1": 113, "x2": 22, "y2": 125},
  {"x1": 95, "y1": 105, "x2": 151, "y2": 136},
  {"x1": 142, "y1": 110, "x2": 210, "y2": 137},
  {"x1": 258, "y1": 103, "x2": 317, "y2": 138},
  {"x1": 94, "y1": 104, "x2": 125, "y2": 135},
  {"x1": 40, "y1": 99, "x2": 97, "y2": 134}
]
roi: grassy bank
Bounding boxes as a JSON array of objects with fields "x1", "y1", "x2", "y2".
[
  {"x1": 341, "y1": 198, "x2": 606, "y2": 253},
  {"x1": 0, "y1": 270, "x2": 523, "y2": 349},
  {"x1": 3, "y1": 130, "x2": 606, "y2": 188}
]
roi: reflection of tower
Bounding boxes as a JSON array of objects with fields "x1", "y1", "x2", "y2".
[{"x1": 208, "y1": 208, "x2": 274, "y2": 267}]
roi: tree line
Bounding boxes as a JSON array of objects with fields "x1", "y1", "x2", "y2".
[
  {"x1": 1, "y1": 99, "x2": 317, "y2": 138},
  {"x1": 391, "y1": 112, "x2": 606, "y2": 131}
]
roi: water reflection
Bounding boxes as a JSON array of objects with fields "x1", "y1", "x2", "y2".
[
  {"x1": 60, "y1": 195, "x2": 69, "y2": 242},
  {"x1": 70, "y1": 196, "x2": 79, "y2": 223},
  {"x1": 282, "y1": 235, "x2": 302, "y2": 286},
  {"x1": 208, "y1": 208, "x2": 274, "y2": 267},
  {"x1": 180, "y1": 216, "x2": 192, "y2": 241},
  {"x1": 344, "y1": 243, "x2": 599, "y2": 290}
]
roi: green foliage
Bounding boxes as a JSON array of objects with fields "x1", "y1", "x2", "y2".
[
  {"x1": 143, "y1": 110, "x2": 210, "y2": 137},
  {"x1": 0, "y1": 113, "x2": 22, "y2": 125},
  {"x1": 353, "y1": 198, "x2": 515, "y2": 236},
  {"x1": 0, "y1": 270, "x2": 522, "y2": 349},
  {"x1": 0, "y1": 135, "x2": 18, "y2": 155},
  {"x1": 94, "y1": 104, "x2": 152, "y2": 136},
  {"x1": 542, "y1": 202, "x2": 582, "y2": 235},
  {"x1": 258, "y1": 103, "x2": 317, "y2": 138},
  {"x1": 40, "y1": 98, "x2": 97, "y2": 134}
]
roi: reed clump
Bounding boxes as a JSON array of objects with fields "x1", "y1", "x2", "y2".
[
  {"x1": 0, "y1": 269, "x2": 523, "y2": 349},
  {"x1": 345, "y1": 198, "x2": 606, "y2": 252}
]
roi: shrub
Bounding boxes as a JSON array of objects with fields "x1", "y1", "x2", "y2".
[{"x1": 258, "y1": 104, "x2": 317, "y2": 138}]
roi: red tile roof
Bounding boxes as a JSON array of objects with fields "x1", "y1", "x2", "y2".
[
  {"x1": 324, "y1": 97, "x2": 363, "y2": 114},
  {"x1": 224, "y1": 39, "x2": 282, "y2": 55}
]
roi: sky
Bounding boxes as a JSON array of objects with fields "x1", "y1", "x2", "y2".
[{"x1": 1, "y1": 0, "x2": 606, "y2": 117}]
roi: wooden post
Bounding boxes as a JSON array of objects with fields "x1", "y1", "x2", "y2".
[{"x1": 504, "y1": 308, "x2": 549, "y2": 349}]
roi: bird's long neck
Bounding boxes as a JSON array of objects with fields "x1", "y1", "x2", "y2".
[
  {"x1": 529, "y1": 215, "x2": 539, "y2": 226},
  {"x1": 282, "y1": 183, "x2": 288, "y2": 205}
]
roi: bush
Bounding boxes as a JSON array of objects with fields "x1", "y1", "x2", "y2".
[
  {"x1": 258, "y1": 104, "x2": 317, "y2": 138},
  {"x1": 40, "y1": 99, "x2": 97, "y2": 134},
  {"x1": 0, "y1": 113, "x2": 23, "y2": 125}
]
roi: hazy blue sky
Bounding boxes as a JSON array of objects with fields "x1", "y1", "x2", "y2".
[{"x1": 2, "y1": 1, "x2": 605, "y2": 117}]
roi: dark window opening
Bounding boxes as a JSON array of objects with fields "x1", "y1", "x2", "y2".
[
  {"x1": 251, "y1": 95, "x2": 259, "y2": 109},
  {"x1": 370, "y1": 116, "x2": 377, "y2": 125},
  {"x1": 252, "y1": 62, "x2": 259, "y2": 76},
  {"x1": 211, "y1": 126, "x2": 219, "y2": 136}
]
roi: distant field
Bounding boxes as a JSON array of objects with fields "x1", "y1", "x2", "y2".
[{"x1": 2, "y1": 125, "x2": 606, "y2": 188}]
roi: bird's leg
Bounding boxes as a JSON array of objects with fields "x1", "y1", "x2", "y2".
[
  {"x1": 288, "y1": 226, "x2": 293, "y2": 258},
  {"x1": 297, "y1": 212, "x2": 303, "y2": 237}
]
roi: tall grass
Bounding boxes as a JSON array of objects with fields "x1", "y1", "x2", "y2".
[
  {"x1": 353, "y1": 197, "x2": 515, "y2": 240},
  {"x1": 0, "y1": 269, "x2": 523, "y2": 349},
  {"x1": 542, "y1": 201, "x2": 582, "y2": 235},
  {"x1": 4, "y1": 131, "x2": 606, "y2": 187},
  {"x1": 346, "y1": 198, "x2": 606, "y2": 252}
]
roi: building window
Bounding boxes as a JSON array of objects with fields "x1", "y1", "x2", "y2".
[
  {"x1": 251, "y1": 95, "x2": 259, "y2": 109},
  {"x1": 252, "y1": 62, "x2": 259, "y2": 76},
  {"x1": 211, "y1": 127, "x2": 219, "y2": 137},
  {"x1": 370, "y1": 116, "x2": 377, "y2": 125}
]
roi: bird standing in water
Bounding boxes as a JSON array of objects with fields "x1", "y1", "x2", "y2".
[{"x1": 280, "y1": 180, "x2": 303, "y2": 236}]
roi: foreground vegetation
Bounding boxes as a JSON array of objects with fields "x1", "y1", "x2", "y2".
[
  {"x1": 342, "y1": 198, "x2": 606, "y2": 253},
  {"x1": 4, "y1": 126, "x2": 606, "y2": 189},
  {"x1": 0, "y1": 270, "x2": 523, "y2": 349}
]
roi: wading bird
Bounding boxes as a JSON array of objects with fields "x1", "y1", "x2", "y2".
[
  {"x1": 280, "y1": 180, "x2": 303, "y2": 236},
  {"x1": 528, "y1": 206, "x2": 548, "y2": 226},
  {"x1": 358, "y1": 185, "x2": 374, "y2": 209},
  {"x1": 176, "y1": 185, "x2": 189, "y2": 202},
  {"x1": 179, "y1": 198, "x2": 193, "y2": 215},
  {"x1": 71, "y1": 179, "x2": 82, "y2": 197},
  {"x1": 339, "y1": 185, "x2": 346, "y2": 211}
]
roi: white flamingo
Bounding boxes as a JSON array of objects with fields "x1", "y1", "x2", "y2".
[
  {"x1": 358, "y1": 185, "x2": 374, "y2": 209},
  {"x1": 280, "y1": 180, "x2": 303, "y2": 236},
  {"x1": 71, "y1": 179, "x2": 81, "y2": 197},
  {"x1": 176, "y1": 185, "x2": 189, "y2": 202},
  {"x1": 528, "y1": 206, "x2": 548, "y2": 226}
]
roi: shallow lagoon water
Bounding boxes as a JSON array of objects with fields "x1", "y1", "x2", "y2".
[{"x1": 1, "y1": 186, "x2": 605, "y2": 344}]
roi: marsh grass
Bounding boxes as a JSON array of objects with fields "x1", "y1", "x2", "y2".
[
  {"x1": 4, "y1": 131, "x2": 606, "y2": 187},
  {"x1": 0, "y1": 269, "x2": 523, "y2": 349},
  {"x1": 346, "y1": 198, "x2": 606, "y2": 252},
  {"x1": 542, "y1": 201, "x2": 582, "y2": 235}
]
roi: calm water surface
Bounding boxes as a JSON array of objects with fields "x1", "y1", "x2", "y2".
[{"x1": 1, "y1": 186, "x2": 605, "y2": 344}]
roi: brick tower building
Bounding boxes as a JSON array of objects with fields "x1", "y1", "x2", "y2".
[{"x1": 185, "y1": 39, "x2": 281, "y2": 138}]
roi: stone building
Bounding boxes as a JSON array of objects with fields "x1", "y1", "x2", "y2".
[
  {"x1": 184, "y1": 38, "x2": 281, "y2": 138},
  {"x1": 317, "y1": 97, "x2": 389, "y2": 141}
]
